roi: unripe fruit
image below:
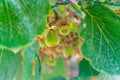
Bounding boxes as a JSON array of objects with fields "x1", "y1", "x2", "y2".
[
  {"x1": 47, "y1": 55, "x2": 56, "y2": 67},
  {"x1": 63, "y1": 45, "x2": 74, "y2": 59},
  {"x1": 39, "y1": 38, "x2": 47, "y2": 48},
  {"x1": 74, "y1": 38, "x2": 81, "y2": 48},
  {"x1": 54, "y1": 51, "x2": 63, "y2": 58},
  {"x1": 45, "y1": 30, "x2": 60, "y2": 47},
  {"x1": 56, "y1": 39, "x2": 64, "y2": 53},
  {"x1": 59, "y1": 24, "x2": 70, "y2": 36}
]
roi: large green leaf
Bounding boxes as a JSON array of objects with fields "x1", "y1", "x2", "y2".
[
  {"x1": 79, "y1": 59, "x2": 99, "y2": 80},
  {"x1": 73, "y1": 59, "x2": 114, "y2": 80},
  {"x1": 80, "y1": 4, "x2": 120, "y2": 74},
  {"x1": 96, "y1": 73, "x2": 115, "y2": 80},
  {"x1": 0, "y1": 0, "x2": 49, "y2": 48},
  {"x1": 71, "y1": 72, "x2": 115, "y2": 80},
  {"x1": 22, "y1": 42, "x2": 41, "y2": 80},
  {"x1": 0, "y1": 49, "x2": 17, "y2": 80}
]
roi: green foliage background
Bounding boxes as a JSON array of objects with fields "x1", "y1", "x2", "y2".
[{"x1": 0, "y1": 0, "x2": 120, "y2": 80}]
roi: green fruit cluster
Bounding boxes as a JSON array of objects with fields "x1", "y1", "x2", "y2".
[
  {"x1": 38, "y1": 19, "x2": 83, "y2": 67},
  {"x1": 59, "y1": 24, "x2": 70, "y2": 36},
  {"x1": 45, "y1": 30, "x2": 60, "y2": 47}
]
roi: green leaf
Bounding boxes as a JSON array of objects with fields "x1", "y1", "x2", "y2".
[
  {"x1": 22, "y1": 42, "x2": 41, "y2": 80},
  {"x1": 0, "y1": 0, "x2": 49, "y2": 48},
  {"x1": 79, "y1": 59, "x2": 99, "y2": 80},
  {"x1": 70, "y1": 77, "x2": 80, "y2": 80},
  {"x1": 15, "y1": 51, "x2": 23, "y2": 80},
  {"x1": 50, "y1": 76, "x2": 66, "y2": 80},
  {"x1": 71, "y1": 72, "x2": 115, "y2": 80},
  {"x1": 73, "y1": 58, "x2": 115, "y2": 80},
  {"x1": 0, "y1": 49, "x2": 17, "y2": 80},
  {"x1": 40, "y1": 58, "x2": 66, "y2": 80},
  {"x1": 96, "y1": 73, "x2": 115, "y2": 80},
  {"x1": 35, "y1": 54, "x2": 41, "y2": 80},
  {"x1": 80, "y1": 4, "x2": 120, "y2": 74},
  {"x1": 70, "y1": 3, "x2": 83, "y2": 18}
]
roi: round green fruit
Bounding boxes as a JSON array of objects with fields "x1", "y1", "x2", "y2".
[
  {"x1": 45, "y1": 30, "x2": 60, "y2": 47},
  {"x1": 63, "y1": 45, "x2": 74, "y2": 59},
  {"x1": 59, "y1": 24, "x2": 70, "y2": 36},
  {"x1": 74, "y1": 38, "x2": 81, "y2": 48},
  {"x1": 39, "y1": 39, "x2": 47, "y2": 48},
  {"x1": 47, "y1": 55, "x2": 56, "y2": 67}
]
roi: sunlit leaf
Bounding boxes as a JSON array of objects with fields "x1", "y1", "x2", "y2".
[
  {"x1": 0, "y1": 0, "x2": 49, "y2": 48},
  {"x1": 0, "y1": 49, "x2": 17, "y2": 80},
  {"x1": 80, "y1": 4, "x2": 120, "y2": 74},
  {"x1": 70, "y1": 77, "x2": 80, "y2": 80},
  {"x1": 96, "y1": 73, "x2": 115, "y2": 80}
]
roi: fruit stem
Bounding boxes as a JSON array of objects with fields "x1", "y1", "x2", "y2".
[{"x1": 64, "y1": 58, "x2": 70, "y2": 80}]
